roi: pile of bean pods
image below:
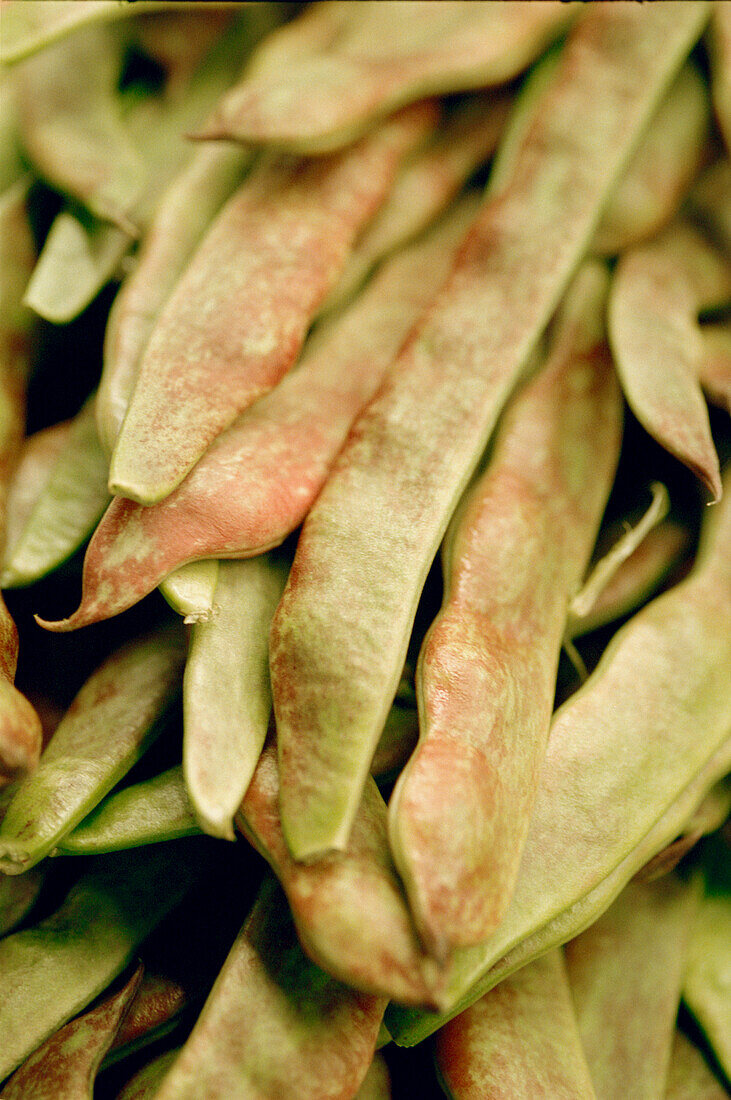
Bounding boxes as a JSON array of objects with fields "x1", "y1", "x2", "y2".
[{"x1": 0, "y1": 2, "x2": 729, "y2": 1097}]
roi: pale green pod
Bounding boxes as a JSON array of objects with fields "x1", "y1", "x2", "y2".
[
  {"x1": 195, "y1": 1, "x2": 573, "y2": 155},
  {"x1": 565, "y1": 875, "x2": 701, "y2": 1100},
  {"x1": 683, "y1": 863, "x2": 731, "y2": 1081},
  {"x1": 0, "y1": 842, "x2": 203, "y2": 1081},
  {"x1": 57, "y1": 766, "x2": 200, "y2": 855},
  {"x1": 270, "y1": 1, "x2": 712, "y2": 861},
  {"x1": 153, "y1": 876, "x2": 386, "y2": 1100},
  {"x1": 1, "y1": 396, "x2": 110, "y2": 588},
  {"x1": 184, "y1": 556, "x2": 288, "y2": 840},
  {"x1": 159, "y1": 560, "x2": 219, "y2": 623},
  {"x1": 14, "y1": 24, "x2": 146, "y2": 231},
  {"x1": 635, "y1": 778, "x2": 731, "y2": 884},
  {"x1": 435, "y1": 950, "x2": 596, "y2": 1100},
  {"x1": 24, "y1": 213, "x2": 131, "y2": 325},
  {"x1": 665, "y1": 1031, "x2": 729, "y2": 1100},
  {"x1": 0, "y1": 2, "x2": 241, "y2": 64},
  {"x1": 1, "y1": 964, "x2": 143, "y2": 1099},
  {"x1": 0, "y1": 626, "x2": 186, "y2": 873},
  {"x1": 2, "y1": 420, "x2": 70, "y2": 561},
  {"x1": 387, "y1": 469, "x2": 731, "y2": 1045}
]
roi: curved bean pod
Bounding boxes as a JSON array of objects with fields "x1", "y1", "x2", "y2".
[
  {"x1": 153, "y1": 876, "x2": 385, "y2": 1100},
  {"x1": 0, "y1": 627, "x2": 185, "y2": 873},
  {"x1": 387, "y1": 467, "x2": 731, "y2": 1043},
  {"x1": 388, "y1": 262, "x2": 622, "y2": 955},
  {"x1": 109, "y1": 102, "x2": 437, "y2": 504},
  {"x1": 195, "y1": 1, "x2": 573, "y2": 154},
  {"x1": 41, "y1": 198, "x2": 477, "y2": 630},
  {"x1": 608, "y1": 221, "x2": 730, "y2": 501},
  {"x1": 236, "y1": 743, "x2": 448, "y2": 1008},
  {"x1": 565, "y1": 875, "x2": 701, "y2": 1100},
  {"x1": 665, "y1": 1031, "x2": 729, "y2": 1100},
  {"x1": 270, "y1": 2, "x2": 710, "y2": 860}
]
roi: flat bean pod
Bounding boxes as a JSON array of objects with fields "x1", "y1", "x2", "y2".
[
  {"x1": 159, "y1": 560, "x2": 220, "y2": 623},
  {"x1": 1, "y1": 396, "x2": 110, "y2": 588},
  {"x1": 153, "y1": 876, "x2": 385, "y2": 1100},
  {"x1": 196, "y1": 1, "x2": 573, "y2": 154},
  {"x1": 109, "y1": 102, "x2": 437, "y2": 504},
  {"x1": 184, "y1": 555, "x2": 288, "y2": 839},
  {"x1": 2, "y1": 420, "x2": 71, "y2": 561},
  {"x1": 57, "y1": 765, "x2": 199, "y2": 855},
  {"x1": 435, "y1": 949, "x2": 596, "y2": 1100},
  {"x1": 107, "y1": 974, "x2": 189, "y2": 1067},
  {"x1": 608, "y1": 221, "x2": 730, "y2": 501},
  {"x1": 687, "y1": 159, "x2": 731, "y2": 255},
  {"x1": 0, "y1": 842, "x2": 203, "y2": 1081},
  {"x1": 237, "y1": 743, "x2": 447, "y2": 1008},
  {"x1": 0, "y1": 846, "x2": 43, "y2": 935},
  {"x1": 388, "y1": 262, "x2": 622, "y2": 955},
  {"x1": 387, "y1": 470, "x2": 731, "y2": 1043},
  {"x1": 0, "y1": 626, "x2": 185, "y2": 873},
  {"x1": 1, "y1": 963, "x2": 143, "y2": 1099},
  {"x1": 354, "y1": 1055, "x2": 391, "y2": 1100},
  {"x1": 665, "y1": 1031, "x2": 729, "y2": 1100},
  {"x1": 44, "y1": 198, "x2": 478, "y2": 630},
  {"x1": 565, "y1": 875, "x2": 701, "y2": 1100},
  {"x1": 270, "y1": 2, "x2": 710, "y2": 860}
]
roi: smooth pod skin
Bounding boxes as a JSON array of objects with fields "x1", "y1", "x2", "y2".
[
  {"x1": 14, "y1": 25, "x2": 146, "y2": 231},
  {"x1": 153, "y1": 877, "x2": 386, "y2": 1100},
  {"x1": 435, "y1": 949, "x2": 596, "y2": 1100},
  {"x1": 634, "y1": 778, "x2": 731, "y2": 884},
  {"x1": 236, "y1": 742, "x2": 448, "y2": 1008},
  {"x1": 388, "y1": 262, "x2": 622, "y2": 956},
  {"x1": 2, "y1": 421, "x2": 72, "y2": 565},
  {"x1": 387, "y1": 469, "x2": 731, "y2": 1045},
  {"x1": 108, "y1": 102, "x2": 437, "y2": 504},
  {"x1": 665, "y1": 1031, "x2": 729, "y2": 1100},
  {"x1": 0, "y1": 178, "x2": 43, "y2": 784},
  {"x1": 183, "y1": 555, "x2": 289, "y2": 840},
  {"x1": 687, "y1": 159, "x2": 731, "y2": 256},
  {"x1": 195, "y1": 1, "x2": 573, "y2": 154},
  {"x1": 564, "y1": 875, "x2": 701, "y2": 1100},
  {"x1": 57, "y1": 765, "x2": 200, "y2": 854},
  {"x1": 608, "y1": 220, "x2": 731, "y2": 501},
  {"x1": 1, "y1": 964, "x2": 143, "y2": 1099},
  {"x1": 0, "y1": 627, "x2": 186, "y2": 873},
  {"x1": 0, "y1": 842, "x2": 204, "y2": 1081},
  {"x1": 41, "y1": 198, "x2": 478, "y2": 631},
  {"x1": 1, "y1": 396, "x2": 110, "y2": 589},
  {"x1": 270, "y1": 1, "x2": 710, "y2": 861},
  {"x1": 354, "y1": 1055, "x2": 391, "y2": 1100},
  {"x1": 108, "y1": 974, "x2": 188, "y2": 1065}
]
